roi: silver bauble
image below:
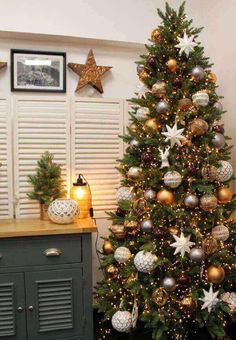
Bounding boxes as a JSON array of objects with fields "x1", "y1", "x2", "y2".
[
  {"x1": 212, "y1": 133, "x2": 225, "y2": 149},
  {"x1": 116, "y1": 186, "x2": 132, "y2": 202},
  {"x1": 164, "y1": 171, "x2": 182, "y2": 188},
  {"x1": 191, "y1": 66, "x2": 205, "y2": 81},
  {"x1": 184, "y1": 194, "x2": 199, "y2": 208},
  {"x1": 128, "y1": 167, "x2": 141, "y2": 179},
  {"x1": 212, "y1": 224, "x2": 229, "y2": 241},
  {"x1": 140, "y1": 219, "x2": 153, "y2": 232},
  {"x1": 112, "y1": 311, "x2": 132, "y2": 333},
  {"x1": 136, "y1": 107, "x2": 150, "y2": 120},
  {"x1": 137, "y1": 64, "x2": 145, "y2": 74},
  {"x1": 162, "y1": 277, "x2": 176, "y2": 292},
  {"x1": 192, "y1": 91, "x2": 209, "y2": 107},
  {"x1": 130, "y1": 139, "x2": 139, "y2": 148},
  {"x1": 134, "y1": 251, "x2": 158, "y2": 273},
  {"x1": 214, "y1": 101, "x2": 223, "y2": 112},
  {"x1": 215, "y1": 160, "x2": 233, "y2": 182},
  {"x1": 156, "y1": 101, "x2": 169, "y2": 114},
  {"x1": 114, "y1": 247, "x2": 131, "y2": 263},
  {"x1": 189, "y1": 247, "x2": 205, "y2": 261},
  {"x1": 144, "y1": 189, "x2": 156, "y2": 201}
]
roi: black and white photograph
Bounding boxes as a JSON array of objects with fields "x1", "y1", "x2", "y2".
[{"x1": 11, "y1": 50, "x2": 66, "y2": 92}]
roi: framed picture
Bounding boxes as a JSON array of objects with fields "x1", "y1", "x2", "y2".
[{"x1": 11, "y1": 49, "x2": 66, "y2": 92}]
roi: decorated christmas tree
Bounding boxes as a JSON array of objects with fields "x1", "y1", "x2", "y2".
[{"x1": 96, "y1": 3, "x2": 236, "y2": 339}]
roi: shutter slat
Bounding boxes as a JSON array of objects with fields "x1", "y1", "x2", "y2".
[{"x1": 0, "y1": 284, "x2": 15, "y2": 336}]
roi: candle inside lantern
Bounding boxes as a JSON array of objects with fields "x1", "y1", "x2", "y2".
[{"x1": 70, "y1": 174, "x2": 92, "y2": 219}]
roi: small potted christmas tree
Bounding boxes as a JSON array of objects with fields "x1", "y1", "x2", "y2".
[{"x1": 27, "y1": 151, "x2": 66, "y2": 220}]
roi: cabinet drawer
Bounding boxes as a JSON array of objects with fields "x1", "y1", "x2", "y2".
[{"x1": 0, "y1": 236, "x2": 82, "y2": 268}]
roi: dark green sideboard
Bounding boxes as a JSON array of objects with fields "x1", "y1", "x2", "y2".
[{"x1": 0, "y1": 218, "x2": 97, "y2": 340}]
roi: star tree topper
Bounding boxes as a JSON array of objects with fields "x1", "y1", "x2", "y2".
[
  {"x1": 162, "y1": 123, "x2": 184, "y2": 147},
  {"x1": 199, "y1": 284, "x2": 219, "y2": 313},
  {"x1": 175, "y1": 32, "x2": 197, "y2": 56},
  {"x1": 170, "y1": 232, "x2": 195, "y2": 257},
  {"x1": 68, "y1": 49, "x2": 112, "y2": 94}
]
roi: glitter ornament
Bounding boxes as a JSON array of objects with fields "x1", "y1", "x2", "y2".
[
  {"x1": 111, "y1": 225, "x2": 126, "y2": 240},
  {"x1": 217, "y1": 187, "x2": 232, "y2": 204},
  {"x1": 163, "y1": 171, "x2": 182, "y2": 188},
  {"x1": 152, "y1": 80, "x2": 166, "y2": 98},
  {"x1": 139, "y1": 70, "x2": 150, "y2": 82},
  {"x1": 151, "y1": 28, "x2": 162, "y2": 43},
  {"x1": 215, "y1": 160, "x2": 233, "y2": 182},
  {"x1": 116, "y1": 186, "x2": 133, "y2": 202},
  {"x1": 157, "y1": 189, "x2": 175, "y2": 205},
  {"x1": 212, "y1": 133, "x2": 225, "y2": 149},
  {"x1": 179, "y1": 296, "x2": 196, "y2": 312},
  {"x1": 162, "y1": 277, "x2": 176, "y2": 292},
  {"x1": 141, "y1": 151, "x2": 154, "y2": 164},
  {"x1": 190, "y1": 247, "x2": 205, "y2": 261},
  {"x1": 144, "y1": 188, "x2": 156, "y2": 201},
  {"x1": 106, "y1": 264, "x2": 119, "y2": 278},
  {"x1": 178, "y1": 98, "x2": 193, "y2": 111},
  {"x1": 191, "y1": 65, "x2": 205, "y2": 81},
  {"x1": 190, "y1": 118, "x2": 208, "y2": 136},
  {"x1": 184, "y1": 194, "x2": 199, "y2": 208},
  {"x1": 200, "y1": 194, "x2": 217, "y2": 211},
  {"x1": 192, "y1": 90, "x2": 209, "y2": 106},
  {"x1": 114, "y1": 247, "x2": 131, "y2": 263},
  {"x1": 156, "y1": 100, "x2": 169, "y2": 114},
  {"x1": 202, "y1": 164, "x2": 217, "y2": 182},
  {"x1": 111, "y1": 311, "x2": 132, "y2": 333},
  {"x1": 207, "y1": 265, "x2": 225, "y2": 284},
  {"x1": 212, "y1": 224, "x2": 229, "y2": 241},
  {"x1": 128, "y1": 167, "x2": 141, "y2": 179},
  {"x1": 134, "y1": 251, "x2": 157, "y2": 273},
  {"x1": 136, "y1": 107, "x2": 150, "y2": 120},
  {"x1": 152, "y1": 288, "x2": 168, "y2": 306},
  {"x1": 145, "y1": 118, "x2": 160, "y2": 130},
  {"x1": 140, "y1": 219, "x2": 153, "y2": 233},
  {"x1": 202, "y1": 236, "x2": 219, "y2": 255}
]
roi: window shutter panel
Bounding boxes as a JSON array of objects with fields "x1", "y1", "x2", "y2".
[
  {"x1": 71, "y1": 98, "x2": 124, "y2": 218},
  {"x1": 13, "y1": 96, "x2": 70, "y2": 218},
  {"x1": 0, "y1": 97, "x2": 13, "y2": 219}
]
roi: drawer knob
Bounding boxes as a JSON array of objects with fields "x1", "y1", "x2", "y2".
[
  {"x1": 17, "y1": 306, "x2": 24, "y2": 312},
  {"x1": 43, "y1": 248, "x2": 62, "y2": 257},
  {"x1": 28, "y1": 306, "x2": 34, "y2": 311}
]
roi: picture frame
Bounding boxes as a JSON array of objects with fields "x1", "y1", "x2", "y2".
[{"x1": 11, "y1": 49, "x2": 66, "y2": 92}]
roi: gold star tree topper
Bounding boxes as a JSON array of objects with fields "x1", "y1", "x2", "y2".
[{"x1": 68, "y1": 49, "x2": 112, "y2": 94}]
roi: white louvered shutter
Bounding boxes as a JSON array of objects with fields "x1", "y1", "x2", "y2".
[
  {"x1": 13, "y1": 96, "x2": 70, "y2": 218},
  {"x1": 0, "y1": 97, "x2": 13, "y2": 219},
  {"x1": 71, "y1": 98, "x2": 124, "y2": 218}
]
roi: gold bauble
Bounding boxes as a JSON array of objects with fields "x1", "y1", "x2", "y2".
[
  {"x1": 157, "y1": 189, "x2": 175, "y2": 205},
  {"x1": 190, "y1": 118, "x2": 209, "y2": 136},
  {"x1": 169, "y1": 226, "x2": 180, "y2": 235},
  {"x1": 139, "y1": 70, "x2": 149, "y2": 82},
  {"x1": 202, "y1": 164, "x2": 217, "y2": 182},
  {"x1": 124, "y1": 220, "x2": 138, "y2": 235},
  {"x1": 106, "y1": 264, "x2": 118, "y2": 278},
  {"x1": 145, "y1": 118, "x2": 160, "y2": 130},
  {"x1": 129, "y1": 123, "x2": 137, "y2": 132},
  {"x1": 103, "y1": 240, "x2": 114, "y2": 254},
  {"x1": 179, "y1": 295, "x2": 196, "y2": 312},
  {"x1": 151, "y1": 28, "x2": 162, "y2": 43},
  {"x1": 208, "y1": 72, "x2": 217, "y2": 83},
  {"x1": 200, "y1": 194, "x2": 218, "y2": 211},
  {"x1": 202, "y1": 236, "x2": 219, "y2": 255},
  {"x1": 217, "y1": 187, "x2": 233, "y2": 204},
  {"x1": 178, "y1": 98, "x2": 193, "y2": 111},
  {"x1": 152, "y1": 288, "x2": 168, "y2": 306},
  {"x1": 180, "y1": 136, "x2": 192, "y2": 147},
  {"x1": 166, "y1": 58, "x2": 178, "y2": 72},
  {"x1": 111, "y1": 225, "x2": 126, "y2": 240},
  {"x1": 207, "y1": 265, "x2": 225, "y2": 284}
]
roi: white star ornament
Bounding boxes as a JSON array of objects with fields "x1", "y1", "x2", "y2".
[
  {"x1": 175, "y1": 32, "x2": 197, "y2": 56},
  {"x1": 161, "y1": 123, "x2": 184, "y2": 148},
  {"x1": 170, "y1": 232, "x2": 195, "y2": 257},
  {"x1": 199, "y1": 284, "x2": 219, "y2": 313}
]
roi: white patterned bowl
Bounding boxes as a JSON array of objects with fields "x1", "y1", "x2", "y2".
[{"x1": 48, "y1": 199, "x2": 79, "y2": 224}]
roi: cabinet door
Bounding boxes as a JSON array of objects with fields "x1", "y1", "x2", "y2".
[
  {"x1": 0, "y1": 273, "x2": 26, "y2": 340},
  {"x1": 25, "y1": 268, "x2": 85, "y2": 340}
]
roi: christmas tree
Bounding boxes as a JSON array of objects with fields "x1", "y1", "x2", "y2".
[
  {"x1": 27, "y1": 151, "x2": 66, "y2": 206},
  {"x1": 96, "y1": 2, "x2": 236, "y2": 340}
]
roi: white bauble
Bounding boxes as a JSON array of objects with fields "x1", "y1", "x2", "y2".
[
  {"x1": 128, "y1": 167, "x2": 142, "y2": 179},
  {"x1": 48, "y1": 199, "x2": 79, "y2": 224},
  {"x1": 212, "y1": 224, "x2": 229, "y2": 241},
  {"x1": 164, "y1": 171, "x2": 182, "y2": 188},
  {"x1": 215, "y1": 161, "x2": 233, "y2": 182},
  {"x1": 144, "y1": 188, "x2": 156, "y2": 201},
  {"x1": 220, "y1": 292, "x2": 236, "y2": 314},
  {"x1": 111, "y1": 311, "x2": 132, "y2": 333},
  {"x1": 134, "y1": 251, "x2": 157, "y2": 273},
  {"x1": 136, "y1": 107, "x2": 150, "y2": 120},
  {"x1": 116, "y1": 187, "x2": 132, "y2": 202},
  {"x1": 192, "y1": 91, "x2": 209, "y2": 107},
  {"x1": 114, "y1": 247, "x2": 131, "y2": 263}
]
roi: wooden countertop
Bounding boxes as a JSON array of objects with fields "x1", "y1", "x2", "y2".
[{"x1": 0, "y1": 218, "x2": 97, "y2": 238}]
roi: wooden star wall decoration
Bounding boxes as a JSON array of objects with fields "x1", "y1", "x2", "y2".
[{"x1": 68, "y1": 49, "x2": 112, "y2": 94}]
